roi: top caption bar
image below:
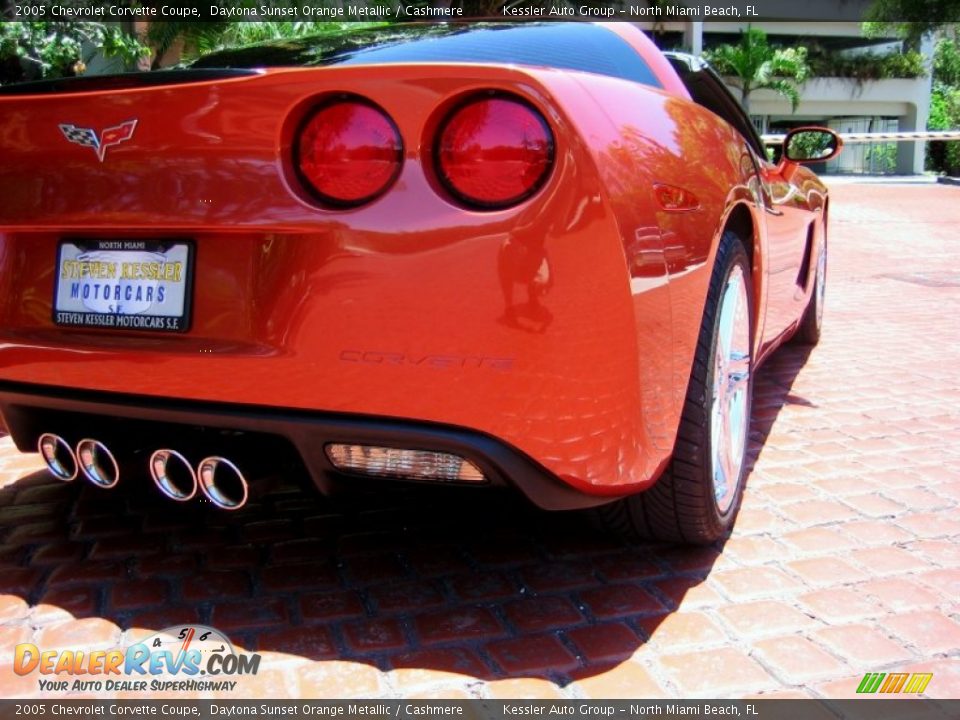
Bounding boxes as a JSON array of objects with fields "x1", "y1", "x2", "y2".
[{"x1": 2, "y1": 0, "x2": 925, "y2": 23}]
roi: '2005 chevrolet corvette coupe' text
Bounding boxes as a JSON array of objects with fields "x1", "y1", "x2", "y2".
[{"x1": 0, "y1": 22, "x2": 840, "y2": 544}]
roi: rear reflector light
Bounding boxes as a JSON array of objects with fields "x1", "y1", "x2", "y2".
[
  {"x1": 326, "y1": 444, "x2": 486, "y2": 484},
  {"x1": 654, "y1": 183, "x2": 700, "y2": 211},
  {"x1": 436, "y1": 95, "x2": 554, "y2": 209},
  {"x1": 296, "y1": 99, "x2": 402, "y2": 206}
]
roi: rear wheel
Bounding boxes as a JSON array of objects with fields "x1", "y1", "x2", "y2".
[{"x1": 597, "y1": 231, "x2": 754, "y2": 545}]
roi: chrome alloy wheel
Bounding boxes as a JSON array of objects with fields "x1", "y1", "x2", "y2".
[{"x1": 710, "y1": 265, "x2": 751, "y2": 514}]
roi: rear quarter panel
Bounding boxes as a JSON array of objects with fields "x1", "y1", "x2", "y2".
[{"x1": 546, "y1": 71, "x2": 764, "y2": 446}]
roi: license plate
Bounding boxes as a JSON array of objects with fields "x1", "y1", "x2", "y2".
[{"x1": 53, "y1": 240, "x2": 193, "y2": 333}]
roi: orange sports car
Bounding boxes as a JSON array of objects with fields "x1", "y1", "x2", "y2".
[{"x1": 0, "y1": 22, "x2": 839, "y2": 544}]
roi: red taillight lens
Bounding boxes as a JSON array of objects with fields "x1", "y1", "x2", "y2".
[
  {"x1": 296, "y1": 100, "x2": 402, "y2": 206},
  {"x1": 437, "y1": 96, "x2": 554, "y2": 209}
]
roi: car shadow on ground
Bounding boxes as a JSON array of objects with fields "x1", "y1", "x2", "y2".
[{"x1": 0, "y1": 344, "x2": 814, "y2": 693}]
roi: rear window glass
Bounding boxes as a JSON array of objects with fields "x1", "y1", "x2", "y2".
[{"x1": 192, "y1": 23, "x2": 662, "y2": 88}]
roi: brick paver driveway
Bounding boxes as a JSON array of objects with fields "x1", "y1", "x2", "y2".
[{"x1": 0, "y1": 181, "x2": 958, "y2": 700}]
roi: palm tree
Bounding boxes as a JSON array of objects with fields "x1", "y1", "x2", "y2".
[
  {"x1": 705, "y1": 27, "x2": 810, "y2": 114},
  {"x1": 146, "y1": 21, "x2": 229, "y2": 69}
]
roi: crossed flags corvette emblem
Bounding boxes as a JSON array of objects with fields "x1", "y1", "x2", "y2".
[{"x1": 58, "y1": 119, "x2": 138, "y2": 162}]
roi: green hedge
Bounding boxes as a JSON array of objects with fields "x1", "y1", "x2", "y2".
[{"x1": 806, "y1": 49, "x2": 927, "y2": 81}]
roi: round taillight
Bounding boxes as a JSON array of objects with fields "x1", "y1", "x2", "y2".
[
  {"x1": 436, "y1": 96, "x2": 554, "y2": 209},
  {"x1": 296, "y1": 99, "x2": 402, "y2": 206}
]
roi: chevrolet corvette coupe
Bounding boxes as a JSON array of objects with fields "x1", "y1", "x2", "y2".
[{"x1": 0, "y1": 22, "x2": 839, "y2": 544}]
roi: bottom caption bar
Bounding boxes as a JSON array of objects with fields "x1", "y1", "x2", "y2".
[{"x1": 1, "y1": 700, "x2": 957, "y2": 720}]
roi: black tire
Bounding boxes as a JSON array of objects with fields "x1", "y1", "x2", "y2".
[
  {"x1": 596, "y1": 231, "x2": 754, "y2": 545},
  {"x1": 792, "y1": 231, "x2": 827, "y2": 346}
]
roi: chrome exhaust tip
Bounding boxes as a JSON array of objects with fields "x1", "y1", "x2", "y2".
[
  {"x1": 196, "y1": 457, "x2": 248, "y2": 511},
  {"x1": 37, "y1": 433, "x2": 78, "y2": 482},
  {"x1": 75, "y1": 438, "x2": 120, "y2": 489},
  {"x1": 149, "y1": 449, "x2": 198, "y2": 502}
]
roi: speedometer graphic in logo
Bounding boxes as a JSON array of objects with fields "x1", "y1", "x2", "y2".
[{"x1": 143, "y1": 625, "x2": 236, "y2": 674}]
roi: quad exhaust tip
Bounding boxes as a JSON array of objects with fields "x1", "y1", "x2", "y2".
[
  {"x1": 149, "y1": 449, "x2": 198, "y2": 502},
  {"x1": 197, "y1": 457, "x2": 248, "y2": 511},
  {"x1": 37, "y1": 433, "x2": 78, "y2": 482},
  {"x1": 75, "y1": 438, "x2": 120, "y2": 489}
]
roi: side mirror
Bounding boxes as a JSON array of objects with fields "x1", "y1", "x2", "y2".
[{"x1": 783, "y1": 128, "x2": 842, "y2": 163}]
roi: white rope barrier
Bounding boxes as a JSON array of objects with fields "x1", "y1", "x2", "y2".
[{"x1": 762, "y1": 130, "x2": 960, "y2": 145}]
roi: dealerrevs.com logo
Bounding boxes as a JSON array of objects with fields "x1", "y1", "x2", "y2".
[{"x1": 14, "y1": 625, "x2": 261, "y2": 693}]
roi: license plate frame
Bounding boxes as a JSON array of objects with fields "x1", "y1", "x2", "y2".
[{"x1": 52, "y1": 239, "x2": 195, "y2": 333}]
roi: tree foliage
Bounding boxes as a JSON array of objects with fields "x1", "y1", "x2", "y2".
[
  {"x1": 704, "y1": 27, "x2": 810, "y2": 113},
  {"x1": 934, "y1": 36, "x2": 960, "y2": 85},
  {"x1": 928, "y1": 37, "x2": 960, "y2": 173},
  {"x1": 147, "y1": 20, "x2": 387, "y2": 68},
  {"x1": 0, "y1": 22, "x2": 148, "y2": 85},
  {"x1": 863, "y1": 1, "x2": 960, "y2": 46}
]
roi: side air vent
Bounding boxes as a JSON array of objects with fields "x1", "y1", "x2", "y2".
[{"x1": 796, "y1": 222, "x2": 815, "y2": 288}]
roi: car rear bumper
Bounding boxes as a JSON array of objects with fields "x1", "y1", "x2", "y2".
[{"x1": 0, "y1": 380, "x2": 629, "y2": 511}]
